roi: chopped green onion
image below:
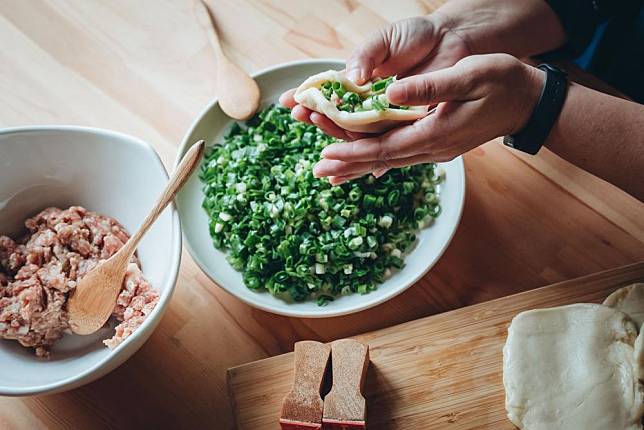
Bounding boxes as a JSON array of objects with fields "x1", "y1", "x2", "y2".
[
  {"x1": 342, "y1": 92, "x2": 360, "y2": 105},
  {"x1": 378, "y1": 215, "x2": 393, "y2": 229},
  {"x1": 320, "y1": 76, "x2": 410, "y2": 112},
  {"x1": 371, "y1": 76, "x2": 394, "y2": 94},
  {"x1": 199, "y1": 105, "x2": 443, "y2": 304}
]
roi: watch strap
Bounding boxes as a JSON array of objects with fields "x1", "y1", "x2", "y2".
[{"x1": 503, "y1": 64, "x2": 568, "y2": 155}]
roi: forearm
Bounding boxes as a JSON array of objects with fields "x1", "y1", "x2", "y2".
[
  {"x1": 435, "y1": 0, "x2": 567, "y2": 57},
  {"x1": 545, "y1": 83, "x2": 644, "y2": 200}
]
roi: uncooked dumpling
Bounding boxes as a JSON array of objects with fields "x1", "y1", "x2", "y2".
[
  {"x1": 503, "y1": 303, "x2": 644, "y2": 430},
  {"x1": 604, "y1": 283, "x2": 644, "y2": 328},
  {"x1": 293, "y1": 70, "x2": 428, "y2": 133}
]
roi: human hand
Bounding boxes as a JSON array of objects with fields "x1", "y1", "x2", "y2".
[
  {"x1": 279, "y1": 14, "x2": 471, "y2": 139},
  {"x1": 313, "y1": 54, "x2": 545, "y2": 184},
  {"x1": 280, "y1": 0, "x2": 564, "y2": 184},
  {"x1": 280, "y1": 0, "x2": 565, "y2": 137},
  {"x1": 279, "y1": 14, "x2": 472, "y2": 181}
]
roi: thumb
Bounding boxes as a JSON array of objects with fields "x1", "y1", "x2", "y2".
[
  {"x1": 346, "y1": 28, "x2": 390, "y2": 85},
  {"x1": 386, "y1": 66, "x2": 476, "y2": 106},
  {"x1": 346, "y1": 17, "x2": 439, "y2": 84}
]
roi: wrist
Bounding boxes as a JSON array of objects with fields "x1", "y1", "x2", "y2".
[{"x1": 432, "y1": 0, "x2": 566, "y2": 57}]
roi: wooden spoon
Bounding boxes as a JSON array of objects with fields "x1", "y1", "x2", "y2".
[
  {"x1": 198, "y1": 0, "x2": 260, "y2": 120},
  {"x1": 67, "y1": 140, "x2": 206, "y2": 335}
]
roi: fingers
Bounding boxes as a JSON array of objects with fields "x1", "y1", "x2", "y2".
[
  {"x1": 386, "y1": 66, "x2": 476, "y2": 106},
  {"x1": 279, "y1": 92, "x2": 379, "y2": 183},
  {"x1": 346, "y1": 27, "x2": 390, "y2": 84},
  {"x1": 372, "y1": 167, "x2": 389, "y2": 178},
  {"x1": 318, "y1": 100, "x2": 479, "y2": 167},
  {"x1": 346, "y1": 17, "x2": 440, "y2": 83},
  {"x1": 327, "y1": 167, "x2": 389, "y2": 186},
  {"x1": 282, "y1": 89, "x2": 354, "y2": 138},
  {"x1": 321, "y1": 118, "x2": 436, "y2": 162},
  {"x1": 372, "y1": 17, "x2": 440, "y2": 78},
  {"x1": 291, "y1": 105, "x2": 315, "y2": 125},
  {"x1": 314, "y1": 159, "x2": 383, "y2": 178},
  {"x1": 328, "y1": 172, "x2": 366, "y2": 186},
  {"x1": 316, "y1": 154, "x2": 435, "y2": 179},
  {"x1": 310, "y1": 112, "x2": 361, "y2": 141},
  {"x1": 279, "y1": 89, "x2": 297, "y2": 108},
  {"x1": 285, "y1": 94, "x2": 371, "y2": 141}
]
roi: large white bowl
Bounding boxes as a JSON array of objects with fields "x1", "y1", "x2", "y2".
[
  {"x1": 176, "y1": 59, "x2": 465, "y2": 318},
  {"x1": 0, "y1": 126, "x2": 181, "y2": 396}
]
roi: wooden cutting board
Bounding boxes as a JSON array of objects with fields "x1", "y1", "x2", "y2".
[{"x1": 227, "y1": 262, "x2": 644, "y2": 429}]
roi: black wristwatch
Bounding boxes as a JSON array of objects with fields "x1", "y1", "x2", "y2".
[{"x1": 503, "y1": 64, "x2": 568, "y2": 155}]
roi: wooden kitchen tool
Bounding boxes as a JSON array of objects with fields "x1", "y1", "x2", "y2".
[
  {"x1": 68, "y1": 140, "x2": 205, "y2": 335},
  {"x1": 280, "y1": 341, "x2": 331, "y2": 430},
  {"x1": 323, "y1": 339, "x2": 370, "y2": 430},
  {"x1": 197, "y1": 0, "x2": 260, "y2": 120},
  {"x1": 228, "y1": 262, "x2": 644, "y2": 429}
]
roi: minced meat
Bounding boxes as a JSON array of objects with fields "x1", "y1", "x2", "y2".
[{"x1": 0, "y1": 206, "x2": 159, "y2": 357}]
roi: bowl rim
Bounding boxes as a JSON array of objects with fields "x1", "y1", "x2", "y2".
[
  {"x1": 0, "y1": 125, "x2": 182, "y2": 396},
  {"x1": 175, "y1": 59, "x2": 466, "y2": 318}
]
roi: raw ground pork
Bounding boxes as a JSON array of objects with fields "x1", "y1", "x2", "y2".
[{"x1": 0, "y1": 206, "x2": 159, "y2": 357}]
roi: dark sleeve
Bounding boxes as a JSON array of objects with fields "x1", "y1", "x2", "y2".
[{"x1": 545, "y1": 0, "x2": 643, "y2": 55}]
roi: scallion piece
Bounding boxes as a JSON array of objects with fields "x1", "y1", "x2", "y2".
[{"x1": 319, "y1": 77, "x2": 410, "y2": 112}]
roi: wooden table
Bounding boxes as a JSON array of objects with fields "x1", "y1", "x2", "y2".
[{"x1": 0, "y1": 1, "x2": 642, "y2": 429}]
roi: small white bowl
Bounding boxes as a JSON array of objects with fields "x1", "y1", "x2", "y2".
[
  {"x1": 0, "y1": 126, "x2": 181, "y2": 396},
  {"x1": 176, "y1": 59, "x2": 465, "y2": 318}
]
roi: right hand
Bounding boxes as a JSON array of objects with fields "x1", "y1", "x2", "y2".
[{"x1": 313, "y1": 54, "x2": 545, "y2": 184}]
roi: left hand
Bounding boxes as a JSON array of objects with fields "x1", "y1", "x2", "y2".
[{"x1": 312, "y1": 54, "x2": 545, "y2": 185}]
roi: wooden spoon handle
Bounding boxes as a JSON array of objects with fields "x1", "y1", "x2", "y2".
[
  {"x1": 125, "y1": 140, "x2": 205, "y2": 254},
  {"x1": 198, "y1": 0, "x2": 224, "y2": 57}
]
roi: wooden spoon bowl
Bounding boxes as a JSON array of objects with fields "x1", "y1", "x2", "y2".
[
  {"x1": 197, "y1": 0, "x2": 260, "y2": 120},
  {"x1": 67, "y1": 140, "x2": 205, "y2": 335}
]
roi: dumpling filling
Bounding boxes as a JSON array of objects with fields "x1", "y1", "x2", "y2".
[
  {"x1": 0, "y1": 206, "x2": 159, "y2": 357},
  {"x1": 319, "y1": 76, "x2": 410, "y2": 112},
  {"x1": 294, "y1": 69, "x2": 427, "y2": 133}
]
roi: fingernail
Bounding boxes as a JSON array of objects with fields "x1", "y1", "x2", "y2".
[
  {"x1": 310, "y1": 112, "x2": 321, "y2": 124},
  {"x1": 346, "y1": 67, "x2": 362, "y2": 84},
  {"x1": 373, "y1": 168, "x2": 388, "y2": 178},
  {"x1": 386, "y1": 83, "x2": 404, "y2": 104},
  {"x1": 313, "y1": 163, "x2": 323, "y2": 178}
]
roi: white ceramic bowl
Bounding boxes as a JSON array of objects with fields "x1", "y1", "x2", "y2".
[
  {"x1": 0, "y1": 126, "x2": 181, "y2": 396},
  {"x1": 176, "y1": 59, "x2": 465, "y2": 318}
]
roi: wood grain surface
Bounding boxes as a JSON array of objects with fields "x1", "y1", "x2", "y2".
[
  {"x1": 0, "y1": 1, "x2": 642, "y2": 429},
  {"x1": 229, "y1": 262, "x2": 644, "y2": 429}
]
